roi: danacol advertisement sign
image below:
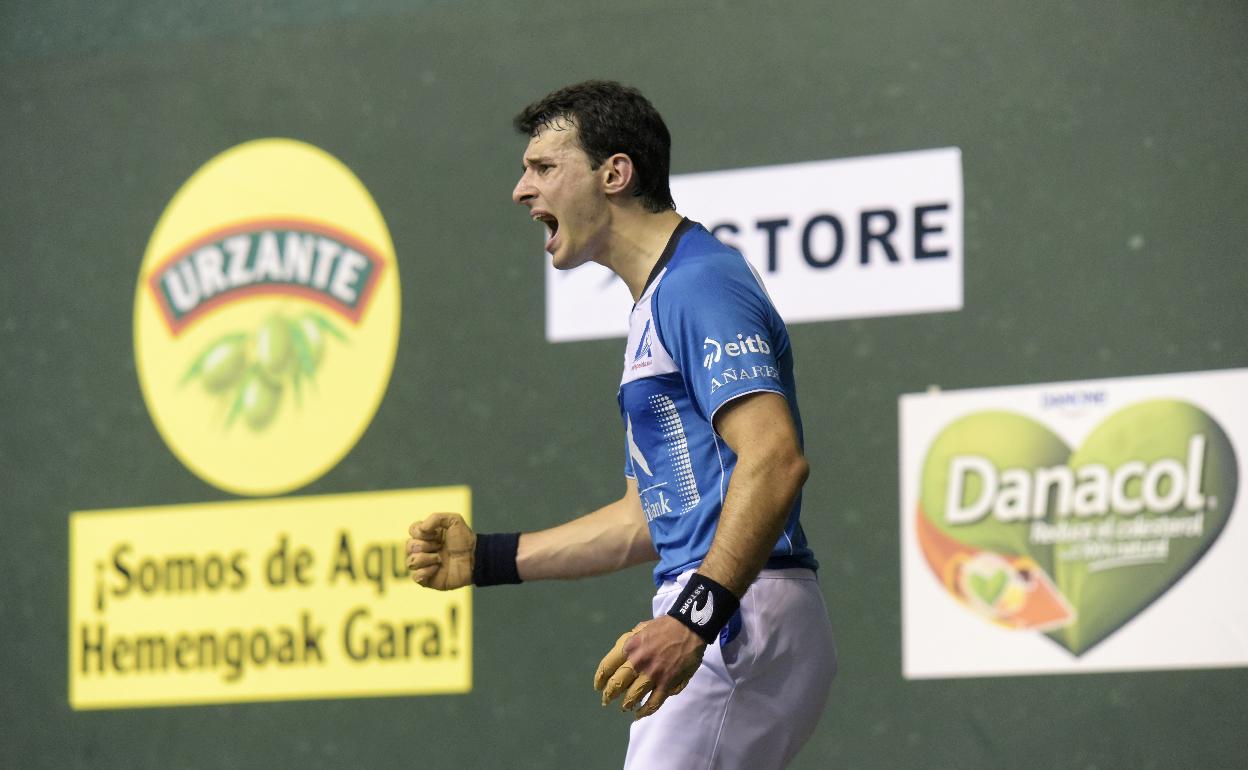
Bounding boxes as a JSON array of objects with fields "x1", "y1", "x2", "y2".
[{"x1": 900, "y1": 368, "x2": 1247, "y2": 678}]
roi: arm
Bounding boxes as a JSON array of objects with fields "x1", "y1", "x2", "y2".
[
  {"x1": 597, "y1": 391, "x2": 807, "y2": 718},
  {"x1": 517, "y1": 477, "x2": 657, "y2": 580},
  {"x1": 407, "y1": 477, "x2": 656, "y2": 589},
  {"x1": 695, "y1": 391, "x2": 809, "y2": 596}
]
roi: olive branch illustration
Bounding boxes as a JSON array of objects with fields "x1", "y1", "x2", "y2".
[{"x1": 180, "y1": 312, "x2": 349, "y2": 431}]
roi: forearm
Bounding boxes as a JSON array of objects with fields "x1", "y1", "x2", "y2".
[
  {"x1": 516, "y1": 490, "x2": 656, "y2": 581},
  {"x1": 697, "y1": 446, "x2": 808, "y2": 597}
]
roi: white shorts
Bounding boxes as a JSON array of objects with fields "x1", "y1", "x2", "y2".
[{"x1": 623, "y1": 568, "x2": 837, "y2": 770}]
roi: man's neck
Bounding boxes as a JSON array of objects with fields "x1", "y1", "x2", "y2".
[{"x1": 594, "y1": 208, "x2": 685, "y2": 302}]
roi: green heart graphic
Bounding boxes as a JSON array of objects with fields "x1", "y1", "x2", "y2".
[
  {"x1": 919, "y1": 401, "x2": 1238, "y2": 655},
  {"x1": 969, "y1": 570, "x2": 1007, "y2": 605}
]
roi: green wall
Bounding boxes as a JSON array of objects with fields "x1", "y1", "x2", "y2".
[{"x1": 3, "y1": 1, "x2": 1247, "y2": 767}]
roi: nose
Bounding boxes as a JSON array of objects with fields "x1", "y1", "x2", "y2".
[{"x1": 512, "y1": 170, "x2": 535, "y2": 205}]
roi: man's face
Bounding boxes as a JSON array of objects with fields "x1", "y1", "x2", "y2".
[{"x1": 511, "y1": 121, "x2": 608, "y2": 270}]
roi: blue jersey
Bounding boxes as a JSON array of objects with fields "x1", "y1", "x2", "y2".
[{"x1": 619, "y1": 219, "x2": 818, "y2": 585}]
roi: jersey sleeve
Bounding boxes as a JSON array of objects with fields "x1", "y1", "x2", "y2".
[{"x1": 653, "y1": 260, "x2": 787, "y2": 421}]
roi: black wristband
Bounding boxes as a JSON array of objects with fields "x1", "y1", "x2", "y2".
[
  {"x1": 667, "y1": 573, "x2": 740, "y2": 644},
  {"x1": 472, "y1": 532, "x2": 522, "y2": 587}
]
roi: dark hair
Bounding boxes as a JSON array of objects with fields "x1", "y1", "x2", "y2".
[{"x1": 514, "y1": 80, "x2": 675, "y2": 213}]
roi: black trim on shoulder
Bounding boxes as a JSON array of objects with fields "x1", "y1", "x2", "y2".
[{"x1": 638, "y1": 217, "x2": 696, "y2": 299}]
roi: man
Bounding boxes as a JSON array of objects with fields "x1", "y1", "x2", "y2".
[{"x1": 406, "y1": 81, "x2": 836, "y2": 769}]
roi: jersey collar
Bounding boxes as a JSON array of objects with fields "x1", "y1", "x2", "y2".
[{"x1": 637, "y1": 217, "x2": 695, "y2": 303}]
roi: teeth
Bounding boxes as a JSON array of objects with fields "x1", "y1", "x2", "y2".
[{"x1": 532, "y1": 212, "x2": 557, "y2": 237}]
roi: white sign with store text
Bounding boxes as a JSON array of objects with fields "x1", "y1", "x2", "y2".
[{"x1": 545, "y1": 147, "x2": 963, "y2": 342}]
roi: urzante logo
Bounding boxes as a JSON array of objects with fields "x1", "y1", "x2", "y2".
[
  {"x1": 150, "y1": 222, "x2": 381, "y2": 335},
  {"x1": 702, "y1": 333, "x2": 771, "y2": 369},
  {"x1": 134, "y1": 139, "x2": 400, "y2": 497}
]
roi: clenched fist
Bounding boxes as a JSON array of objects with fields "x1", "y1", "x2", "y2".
[{"x1": 406, "y1": 512, "x2": 475, "y2": 590}]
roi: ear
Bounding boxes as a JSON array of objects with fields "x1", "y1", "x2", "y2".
[{"x1": 600, "y1": 153, "x2": 636, "y2": 197}]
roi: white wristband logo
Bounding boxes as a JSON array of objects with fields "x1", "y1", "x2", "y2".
[{"x1": 690, "y1": 592, "x2": 714, "y2": 626}]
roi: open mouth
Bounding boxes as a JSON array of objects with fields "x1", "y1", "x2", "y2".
[{"x1": 533, "y1": 212, "x2": 559, "y2": 252}]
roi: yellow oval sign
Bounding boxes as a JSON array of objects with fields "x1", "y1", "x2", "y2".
[{"x1": 134, "y1": 139, "x2": 400, "y2": 496}]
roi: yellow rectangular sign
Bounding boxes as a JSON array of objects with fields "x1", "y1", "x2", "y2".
[{"x1": 69, "y1": 487, "x2": 471, "y2": 709}]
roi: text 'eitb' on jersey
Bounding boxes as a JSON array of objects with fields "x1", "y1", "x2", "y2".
[{"x1": 618, "y1": 219, "x2": 818, "y2": 585}]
